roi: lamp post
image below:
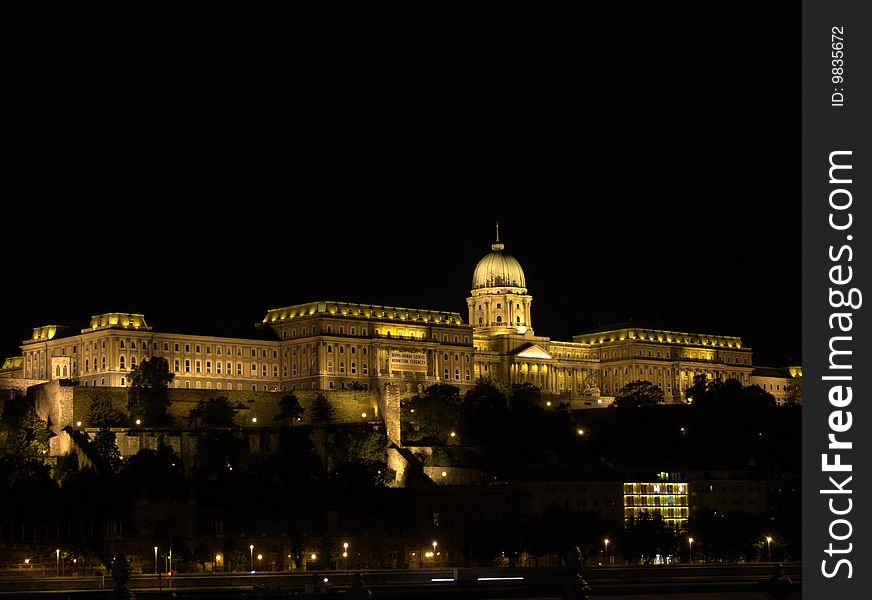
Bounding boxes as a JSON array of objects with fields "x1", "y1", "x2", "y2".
[
  {"x1": 56, "y1": 549, "x2": 60, "y2": 577},
  {"x1": 249, "y1": 545, "x2": 254, "y2": 573},
  {"x1": 603, "y1": 539, "x2": 609, "y2": 564},
  {"x1": 688, "y1": 538, "x2": 694, "y2": 563},
  {"x1": 215, "y1": 555, "x2": 222, "y2": 573},
  {"x1": 766, "y1": 536, "x2": 773, "y2": 563},
  {"x1": 154, "y1": 547, "x2": 158, "y2": 575},
  {"x1": 343, "y1": 543, "x2": 349, "y2": 572},
  {"x1": 432, "y1": 541, "x2": 438, "y2": 567}
]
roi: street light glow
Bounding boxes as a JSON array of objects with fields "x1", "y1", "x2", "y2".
[{"x1": 135, "y1": 419, "x2": 141, "y2": 425}]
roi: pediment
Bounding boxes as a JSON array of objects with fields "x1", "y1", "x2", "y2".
[{"x1": 512, "y1": 343, "x2": 553, "y2": 360}]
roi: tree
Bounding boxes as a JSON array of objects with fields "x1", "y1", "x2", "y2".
[
  {"x1": 187, "y1": 397, "x2": 243, "y2": 428},
  {"x1": 128, "y1": 357, "x2": 175, "y2": 427},
  {"x1": 310, "y1": 393, "x2": 336, "y2": 424},
  {"x1": 276, "y1": 394, "x2": 305, "y2": 425},
  {"x1": 620, "y1": 512, "x2": 678, "y2": 564},
  {"x1": 784, "y1": 375, "x2": 802, "y2": 405},
  {"x1": 685, "y1": 373, "x2": 708, "y2": 404},
  {"x1": 87, "y1": 396, "x2": 128, "y2": 428},
  {"x1": 401, "y1": 384, "x2": 463, "y2": 444},
  {"x1": 92, "y1": 426, "x2": 122, "y2": 473},
  {"x1": 613, "y1": 380, "x2": 664, "y2": 408}
]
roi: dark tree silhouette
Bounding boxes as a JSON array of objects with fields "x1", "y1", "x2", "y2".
[
  {"x1": 613, "y1": 380, "x2": 664, "y2": 408},
  {"x1": 310, "y1": 393, "x2": 336, "y2": 424},
  {"x1": 187, "y1": 396, "x2": 243, "y2": 428},
  {"x1": 128, "y1": 357, "x2": 175, "y2": 427},
  {"x1": 276, "y1": 393, "x2": 305, "y2": 425}
]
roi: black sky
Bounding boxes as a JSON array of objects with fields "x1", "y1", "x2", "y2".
[{"x1": 0, "y1": 2, "x2": 800, "y2": 367}]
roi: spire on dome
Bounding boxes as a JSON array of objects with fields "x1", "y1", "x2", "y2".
[{"x1": 491, "y1": 221, "x2": 504, "y2": 252}]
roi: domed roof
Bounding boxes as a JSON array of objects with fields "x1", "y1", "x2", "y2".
[{"x1": 472, "y1": 239, "x2": 526, "y2": 290}]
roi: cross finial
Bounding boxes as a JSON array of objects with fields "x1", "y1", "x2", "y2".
[{"x1": 495, "y1": 221, "x2": 500, "y2": 243}]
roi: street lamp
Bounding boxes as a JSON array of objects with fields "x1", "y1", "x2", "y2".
[
  {"x1": 249, "y1": 545, "x2": 254, "y2": 572},
  {"x1": 766, "y1": 536, "x2": 773, "y2": 563},
  {"x1": 688, "y1": 538, "x2": 694, "y2": 563},
  {"x1": 56, "y1": 549, "x2": 60, "y2": 577},
  {"x1": 603, "y1": 539, "x2": 609, "y2": 564},
  {"x1": 215, "y1": 555, "x2": 222, "y2": 572},
  {"x1": 343, "y1": 543, "x2": 349, "y2": 572},
  {"x1": 154, "y1": 547, "x2": 158, "y2": 574},
  {"x1": 432, "y1": 541, "x2": 438, "y2": 566}
]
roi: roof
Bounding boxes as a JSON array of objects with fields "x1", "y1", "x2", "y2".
[
  {"x1": 262, "y1": 300, "x2": 466, "y2": 326},
  {"x1": 471, "y1": 240, "x2": 526, "y2": 290},
  {"x1": 156, "y1": 323, "x2": 281, "y2": 342},
  {"x1": 573, "y1": 325, "x2": 745, "y2": 349},
  {"x1": 752, "y1": 366, "x2": 792, "y2": 378}
]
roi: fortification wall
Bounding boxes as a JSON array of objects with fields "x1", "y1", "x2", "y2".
[{"x1": 67, "y1": 386, "x2": 380, "y2": 428}]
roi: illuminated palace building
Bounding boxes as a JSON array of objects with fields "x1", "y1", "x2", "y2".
[{"x1": 1, "y1": 233, "x2": 795, "y2": 403}]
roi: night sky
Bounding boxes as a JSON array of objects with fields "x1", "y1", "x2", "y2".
[{"x1": 1, "y1": 2, "x2": 800, "y2": 367}]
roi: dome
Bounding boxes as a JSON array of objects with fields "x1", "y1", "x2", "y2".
[{"x1": 472, "y1": 240, "x2": 527, "y2": 290}]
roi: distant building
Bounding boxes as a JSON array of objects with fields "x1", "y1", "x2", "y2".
[{"x1": 750, "y1": 366, "x2": 802, "y2": 404}]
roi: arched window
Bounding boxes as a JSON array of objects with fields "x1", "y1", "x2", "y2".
[
  {"x1": 454, "y1": 368, "x2": 460, "y2": 380},
  {"x1": 327, "y1": 360, "x2": 334, "y2": 373},
  {"x1": 119, "y1": 355, "x2": 126, "y2": 369},
  {"x1": 85, "y1": 359, "x2": 89, "y2": 372},
  {"x1": 131, "y1": 357, "x2": 137, "y2": 369},
  {"x1": 516, "y1": 315, "x2": 521, "y2": 323},
  {"x1": 56, "y1": 365, "x2": 61, "y2": 377},
  {"x1": 327, "y1": 345, "x2": 333, "y2": 353},
  {"x1": 339, "y1": 346, "x2": 344, "y2": 354},
  {"x1": 496, "y1": 315, "x2": 502, "y2": 323},
  {"x1": 339, "y1": 361, "x2": 345, "y2": 373},
  {"x1": 478, "y1": 317, "x2": 483, "y2": 324},
  {"x1": 120, "y1": 340, "x2": 125, "y2": 349}
]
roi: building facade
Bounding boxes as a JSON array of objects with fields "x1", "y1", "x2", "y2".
[{"x1": 2, "y1": 232, "x2": 796, "y2": 407}]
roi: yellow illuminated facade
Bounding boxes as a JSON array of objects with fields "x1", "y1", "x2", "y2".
[
  {"x1": 623, "y1": 481, "x2": 689, "y2": 529},
  {"x1": 574, "y1": 327, "x2": 755, "y2": 403},
  {"x1": 3, "y1": 232, "x2": 794, "y2": 408}
]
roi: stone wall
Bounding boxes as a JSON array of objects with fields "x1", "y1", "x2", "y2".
[
  {"x1": 423, "y1": 466, "x2": 483, "y2": 486},
  {"x1": 69, "y1": 387, "x2": 379, "y2": 428},
  {"x1": 30, "y1": 380, "x2": 75, "y2": 455}
]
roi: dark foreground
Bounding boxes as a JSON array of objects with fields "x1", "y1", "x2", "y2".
[{"x1": 0, "y1": 563, "x2": 801, "y2": 599}]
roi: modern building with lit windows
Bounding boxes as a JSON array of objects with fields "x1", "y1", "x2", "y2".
[{"x1": 623, "y1": 479, "x2": 690, "y2": 529}]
